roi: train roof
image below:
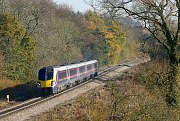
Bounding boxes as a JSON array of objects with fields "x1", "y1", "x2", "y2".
[{"x1": 53, "y1": 60, "x2": 97, "y2": 71}]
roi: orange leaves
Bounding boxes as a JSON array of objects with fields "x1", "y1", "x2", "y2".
[
  {"x1": 115, "y1": 44, "x2": 121, "y2": 52},
  {"x1": 84, "y1": 11, "x2": 127, "y2": 64}
]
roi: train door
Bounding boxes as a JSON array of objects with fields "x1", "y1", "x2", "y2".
[{"x1": 66, "y1": 69, "x2": 70, "y2": 85}]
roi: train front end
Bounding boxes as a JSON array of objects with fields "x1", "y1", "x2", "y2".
[{"x1": 37, "y1": 66, "x2": 57, "y2": 95}]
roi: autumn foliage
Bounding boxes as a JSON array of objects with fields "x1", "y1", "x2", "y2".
[
  {"x1": 0, "y1": 0, "x2": 138, "y2": 82},
  {"x1": 0, "y1": 13, "x2": 36, "y2": 81},
  {"x1": 84, "y1": 11, "x2": 126, "y2": 65}
]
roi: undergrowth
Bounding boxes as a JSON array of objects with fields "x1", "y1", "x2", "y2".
[
  {"x1": 0, "y1": 79, "x2": 21, "y2": 90},
  {"x1": 30, "y1": 60, "x2": 180, "y2": 121}
]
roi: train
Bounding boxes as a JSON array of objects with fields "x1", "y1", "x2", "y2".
[{"x1": 37, "y1": 60, "x2": 98, "y2": 95}]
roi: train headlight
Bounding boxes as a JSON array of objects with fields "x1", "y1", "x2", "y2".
[
  {"x1": 51, "y1": 81, "x2": 55, "y2": 87},
  {"x1": 37, "y1": 82, "x2": 41, "y2": 87}
]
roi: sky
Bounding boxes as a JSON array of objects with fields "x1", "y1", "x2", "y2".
[{"x1": 53, "y1": 0, "x2": 93, "y2": 12}]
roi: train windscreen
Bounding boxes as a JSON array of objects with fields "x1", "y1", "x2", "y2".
[{"x1": 38, "y1": 68, "x2": 53, "y2": 80}]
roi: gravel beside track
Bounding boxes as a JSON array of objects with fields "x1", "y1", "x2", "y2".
[{"x1": 1, "y1": 60, "x2": 144, "y2": 121}]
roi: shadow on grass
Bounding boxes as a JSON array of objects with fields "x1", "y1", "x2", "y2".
[{"x1": 0, "y1": 81, "x2": 38, "y2": 101}]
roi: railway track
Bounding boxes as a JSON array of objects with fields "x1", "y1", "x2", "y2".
[{"x1": 0, "y1": 60, "x2": 142, "y2": 120}]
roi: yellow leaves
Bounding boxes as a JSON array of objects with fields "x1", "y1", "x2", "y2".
[
  {"x1": 106, "y1": 38, "x2": 121, "y2": 52},
  {"x1": 84, "y1": 12, "x2": 127, "y2": 64},
  {"x1": 85, "y1": 11, "x2": 104, "y2": 25},
  {"x1": 105, "y1": 38, "x2": 122, "y2": 64},
  {"x1": 85, "y1": 11, "x2": 106, "y2": 32},
  {"x1": 0, "y1": 13, "x2": 25, "y2": 39},
  {"x1": 115, "y1": 44, "x2": 121, "y2": 52},
  {"x1": 105, "y1": 32, "x2": 114, "y2": 39},
  {"x1": 98, "y1": 25, "x2": 107, "y2": 33},
  {"x1": 0, "y1": 13, "x2": 36, "y2": 81},
  {"x1": 87, "y1": 21, "x2": 96, "y2": 30}
]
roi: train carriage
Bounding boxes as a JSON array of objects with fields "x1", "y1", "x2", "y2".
[{"x1": 37, "y1": 60, "x2": 98, "y2": 95}]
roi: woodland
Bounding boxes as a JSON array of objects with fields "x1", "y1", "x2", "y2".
[{"x1": 0, "y1": 0, "x2": 139, "y2": 81}]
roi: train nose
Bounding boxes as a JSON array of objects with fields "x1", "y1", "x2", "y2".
[{"x1": 40, "y1": 80, "x2": 52, "y2": 87}]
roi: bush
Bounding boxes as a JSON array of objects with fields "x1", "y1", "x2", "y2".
[{"x1": 134, "y1": 60, "x2": 169, "y2": 95}]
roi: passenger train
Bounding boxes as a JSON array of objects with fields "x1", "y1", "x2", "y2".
[{"x1": 37, "y1": 60, "x2": 98, "y2": 95}]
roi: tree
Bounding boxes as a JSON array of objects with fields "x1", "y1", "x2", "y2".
[
  {"x1": 84, "y1": 11, "x2": 127, "y2": 65},
  {"x1": 91, "y1": 0, "x2": 180, "y2": 107},
  {"x1": 0, "y1": 13, "x2": 36, "y2": 81},
  {"x1": 107, "y1": 20, "x2": 126, "y2": 63},
  {"x1": 84, "y1": 11, "x2": 110, "y2": 64}
]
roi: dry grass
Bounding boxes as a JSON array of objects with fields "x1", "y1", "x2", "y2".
[
  {"x1": 30, "y1": 61, "x2": 180, "y2": 121},
  {"x1": 30, "y1": 80, "x2": 180, "y2": 121},
  {"x1": 0, "y1": 99, "x2": 9, "y2": 108},
  {"x1": 133, "y1": 60, "x2": 169, "y2": 90},
  {"x1": 0, "y1": 99, "x2": 16, "y2": 109},
  {"x1": 0, "y1": 79, "x2": 21, "y2": 109},
  {"x1": 0, "y1": 80, "x2": 36, "y2": 109},
  {"x1": 0, "y1": 79, "x2": 21, "y2": 90}
]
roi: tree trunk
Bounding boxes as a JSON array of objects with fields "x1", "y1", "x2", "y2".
[{"x1": 166, "y1": 51, "x2": 180, "y2": 107}]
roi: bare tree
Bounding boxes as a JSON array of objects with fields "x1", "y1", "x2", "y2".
[
  {"x1": 90, "y1": 0, "x2": 180, "y2": 107},
  {"x1": 0, "y1": 0, "x2": 51, "y2": 35}
]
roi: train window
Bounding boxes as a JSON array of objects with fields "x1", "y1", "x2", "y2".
[
  {"x1": 46, "y1": 72, "x2": 53, "y2": 80},
  {"x1": 58, "y1": 71, "x2": 67, "y2": 80},
  {"x1": 79, "y1": 66, "x2": 85, "y2": 73},
  {"x1": 94, "y1": 63, "x2": 98, "y2": 69},
  {"x1": 87, "y1": 64, "x2": 92, "y2": 70},
  {"x1": 70, "y1": 68, "x2": 77, "y2": 76},
  {"x1": 38, "y1": 69, "x2": 46, "y2": 80}
]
